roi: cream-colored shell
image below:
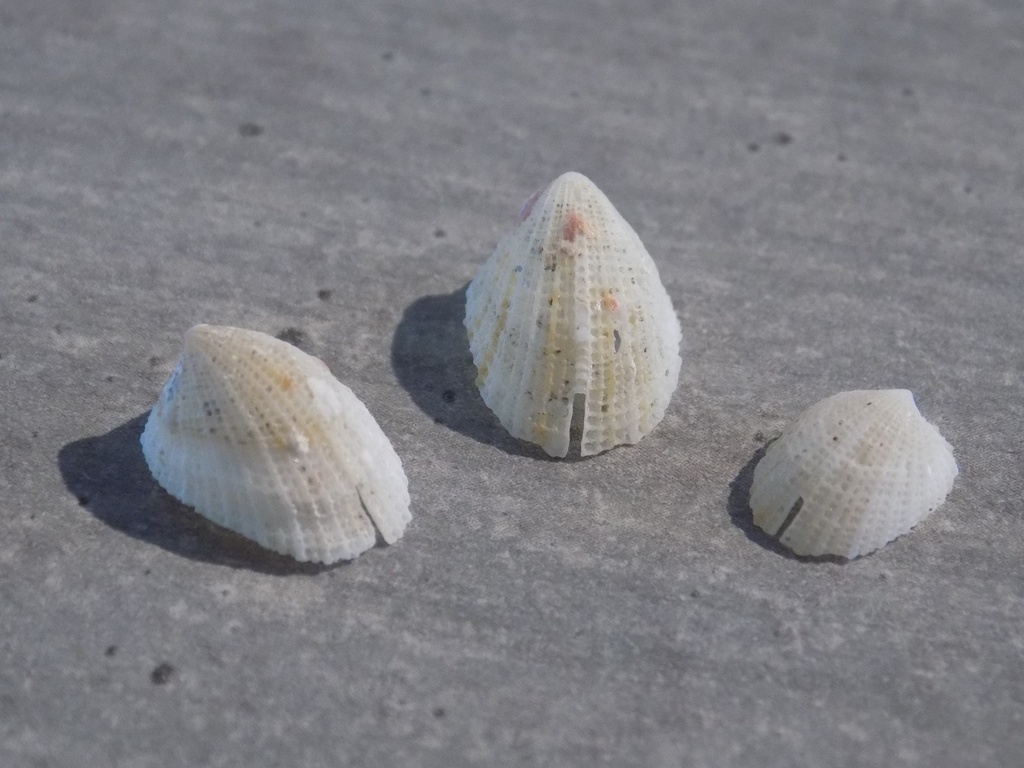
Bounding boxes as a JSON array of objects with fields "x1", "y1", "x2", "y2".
[
  {"x1": 750, "y1": 389, "x2": 958, "y2": 558},
  {"x1": 464, "y1": 171, "x2": 682, "y2": 457},
  {"x1": 141, "y1": 324, "x2": 411, "y2": 563}
]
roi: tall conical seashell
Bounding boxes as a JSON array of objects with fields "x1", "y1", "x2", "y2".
[
  {"x1": 464, "y1": 171, "x2": 682, "y2": 457},
  {"x1": 141, "y1": 325, "x2": 411, "y2": 563},
  {"x1": 750, "y1": 390, "x2": 958, "y2": 558}
]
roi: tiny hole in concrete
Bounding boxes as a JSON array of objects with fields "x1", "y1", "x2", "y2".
[{"x1": 150, "y1": 662, "x2": 175, "y2": 685}]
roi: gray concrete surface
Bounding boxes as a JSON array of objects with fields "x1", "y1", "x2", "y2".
[{"x1": 2, "y1": 1, "x2": 1023, "y2": 766}]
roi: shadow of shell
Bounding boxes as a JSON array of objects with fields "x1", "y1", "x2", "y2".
[
  {"x1": 390, "y1": 283, "x2": 576, "y2": 461},
  {"x1": 57, "y1": 414, "x2": 339, "y2": 575}
]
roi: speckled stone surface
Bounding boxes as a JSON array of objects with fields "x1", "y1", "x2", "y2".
[{"x1": 1, "y1": 1, "x2": 1022, "y2": 766}]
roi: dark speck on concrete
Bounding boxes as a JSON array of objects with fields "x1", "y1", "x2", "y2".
[
  {"x1": 105, "y1": 645, "x2": 117, "y2": 657},
  {"x1": 434, "y1": 228, "x2": 446, "y2": 238},
  {"x1": 964, "y1": 185, "x2": 972, "y2": 193},
  {"x1": 902, "y1": 86, "x2": 914, "y2": 97},
  {"x1": 148, "y1": 356, "x2": 161, "y2": 367},
  {"x1": 442, "y1": 389, "x2": 456, "y2": 403},
  {"x1": 276, "y1": 328, "x2": 306, "y2": 348},
  {"x1": 77, "y1": 495, "x2": 89, "y2": 506},
  {"x1": 150, "y1": 662, "x2": 175, "y2": 685},
  {"x1": 747, "y1": 142, "x2": 760, "y2": 152},
  {"x1": 837, "y1": 152, "x2": 847, "y2": 161},
  {"x1": 105, "y1": 375, "x2": 115, "y2": 382},
  {"x1": 382, "y1": 51, "x2": 394, "y2": 61},
  {"x1": 253, "y1": 220, "x2": 262, "y2": 228},
  {"x1": 27, "y1": 294, "x2": 38, "y2": 303},
  {"x1": 238, "y1": 122, "x2": 263, "y2": 137},
  {"x1": 420, "y1": 87, "x2": 431, "y2": 97},
  {"x1": 753, "y1": 431, "x2": 766, "y2": 443},
  {"x1": 317, "y1": 289, "x2": 332, "y2": 301},
  {"x1": 774, "y1": 131, "x2": 793, "y2": 146},
  {"x1": 433, "y1": 707, "x2": 446, "y2": 718}
]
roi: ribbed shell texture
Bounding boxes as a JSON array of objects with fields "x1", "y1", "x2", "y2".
[
  {"x1": 464, "y1": 172, "x2": 682, "y2": 457},
  {"x1": 141, "y1": 325, "x2": 411, "y2": 563},
  {"x1": 750, "y1": 389, "x2": 958, "y2": 558}
]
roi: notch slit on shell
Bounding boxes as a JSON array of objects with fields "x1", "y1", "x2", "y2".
[
  {"x1": 464, "y1": 171, "x2": 682, "y2": 457},
  {"x1": 775, "y1": 497, "x2": 804, "y2": 539},
  {"x1": 569, "y1": 392, "x2": 587, "y2": 453}
]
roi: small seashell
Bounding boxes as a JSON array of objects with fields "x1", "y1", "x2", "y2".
[
  {"x1": 141, "y1": 324, "x2": 411, "y2": 563},
  {"x1": 464, "y1": 171, "x2": 682, "y2": 457},
  {"x1": 750, "y1": 389, "x2": 958, "y2": 558}
]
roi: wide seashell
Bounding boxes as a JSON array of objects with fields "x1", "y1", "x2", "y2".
[
  {"x1": 750, "y1": 389, "x2": 958, "y2": 558},
  {"x1": 141, "y1": 324, "x2": 411, "y2": 563},
  {"x1": 464, "y1": 171, "x2": 682, "y2": 457}
]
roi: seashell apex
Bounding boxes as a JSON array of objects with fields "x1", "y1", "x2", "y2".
[
  {"x1": 464, "y1": 171, "x2": 682, "y2": 457},
  {"x1": 141, "y1": 324, "x2": 411, "y2": 563},
  {"x1": 750, "y1": 389, "x2": 958, "y2": 559}
]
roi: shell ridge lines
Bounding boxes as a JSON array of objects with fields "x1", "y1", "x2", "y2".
[
  {"x1": 141, "y1": 325, "x2": 409, "y2": 564},
  {"x1": 499, "y1": 202, "x2": 557, "y2": 439},
  {"x1": 751, "y1": 389, "x2": 957, "y2": 558},
  {"x1": 224, "y1": 339, "x2": 318, "y2": 557},
  {"x1": 171, "y1": 332, "x2": 263, "y2": 542},
  {"x1": 464, "y1": 171, "x2": 682, "y2": 457},
  {"x1": 210, "y1": 331, "x2": 332, "y2": 559}
]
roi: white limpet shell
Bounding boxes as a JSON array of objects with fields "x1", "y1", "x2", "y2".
[
  {"x1": 750, "y1": 389, "x2": 958, "y2": 558},
  {"x1": 141, "y1": 324, "x2": 411, "y2": 563},
  {"x1": 464, "y1": 171, "x2": 682, "y2": 457}
]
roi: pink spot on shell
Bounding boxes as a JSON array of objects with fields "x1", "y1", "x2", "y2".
[
  {"x1": 562, "y1": 211, "x2": 589, "y2": 242},
  {"x1": 601, "y1": 292, "x2": 620, "y2": 312}
]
